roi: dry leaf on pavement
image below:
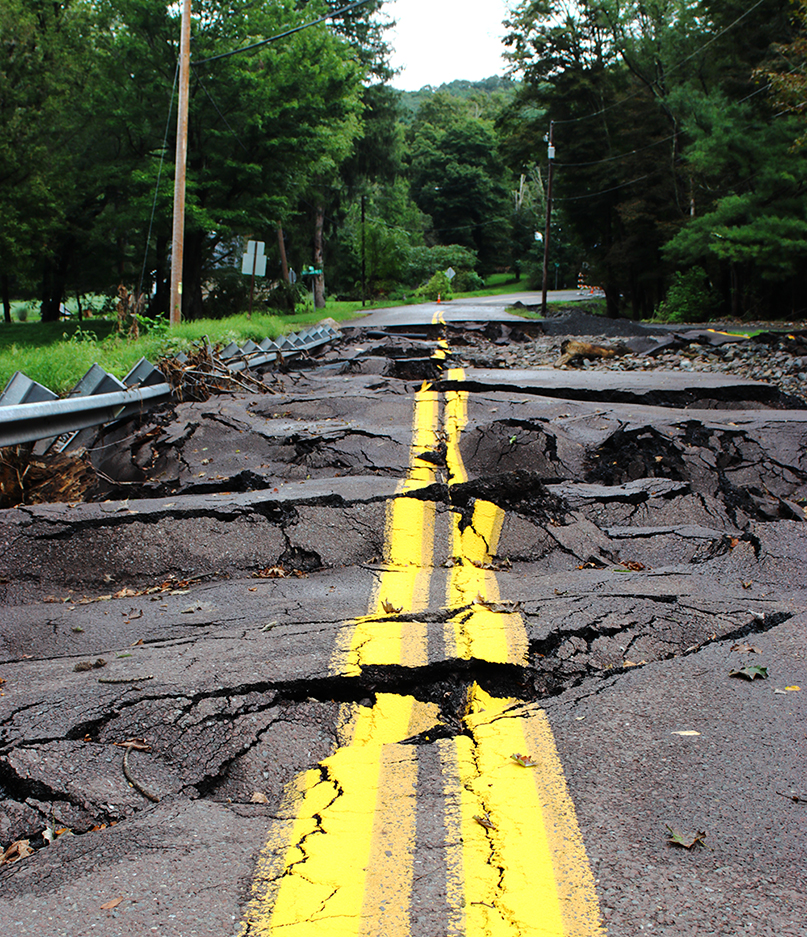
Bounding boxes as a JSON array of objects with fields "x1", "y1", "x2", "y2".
[
  {"x1": 100, "y1": 897, "x2": 124, "y2": 910},
  {"x1": 666, "y1": 826, "x2": 706, "y2": 849},
  {"x1": 1, "y1": 839, "x2": 34, "y2": 864}
]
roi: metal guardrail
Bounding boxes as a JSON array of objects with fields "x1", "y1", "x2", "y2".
[{"x1": 0, "y1": 325, "x2": 339, "y2": 449}]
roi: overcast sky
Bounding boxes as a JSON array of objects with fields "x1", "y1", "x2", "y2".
[{"x1": 385, "y1": 0, "x2": 513, "y2": 91}]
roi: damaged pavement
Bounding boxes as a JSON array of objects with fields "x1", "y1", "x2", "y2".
[{"x1": 0, "y1": 302, "x2": 806, "y2": 936}]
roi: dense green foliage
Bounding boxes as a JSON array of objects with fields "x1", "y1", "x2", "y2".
[
  {"x1": 501, "y1": 0, "x2": 807, "y2": 319},
  {"x1": 4, "y1": 0, "x2": 805, "y2": 327}
]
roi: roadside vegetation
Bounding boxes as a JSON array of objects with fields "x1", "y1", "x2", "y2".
[
  {"x1": 2, "y1": 0, "x2": 806, "y2": 359},
  {"x1": 0, "y1": 273, "x2": 538, "y2": 394}
]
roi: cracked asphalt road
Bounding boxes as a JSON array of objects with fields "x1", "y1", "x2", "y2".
[{"x1": 1, "y1": 302, "x2": 806, "y2": 936}]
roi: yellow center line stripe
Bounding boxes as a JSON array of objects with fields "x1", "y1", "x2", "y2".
[
  {"x1": 241, "y1": 695, "x2": 441, "y2": 936},
  {"x1": 242, "y1": 351, "x2": 605, "y2": 937},
  {"x1": 444, "y1": 369, "x2": 527, "y2": 665},
  {"x1": 451, "y1": 685, "x2": 604, "y2": 937},
  {"x1": 333, "y1": 384, "x2": 439, "y2": 674}
]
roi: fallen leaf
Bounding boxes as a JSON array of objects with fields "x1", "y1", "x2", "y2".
[
  {"x1": 381, "y1": 599, "x2": 402, "y2": 614},
  {"x1": 776, "y1": 791, "x2": 807, "y2": 804},
  {"x1": 0, "y1": 839, "x2": 34, "y2": 865},
  {"x1": 130, "y1": 639, "x2": 144, "y2": 646},
  {"x1": 731, "y1": 642, "x2": 762, "y2": 654},
  {"x1": 730, "y1": 665, "x2": 768, "y2": 681},
  {"x1": 114, "y1": 587, "x2": 139, "y2": 599},
  {"x1": 253, "y1": 566, "x2": 289, "y2": 579},
  {"x1": 100, "y1": 897, "x2": 124, "y2": 910},
  {"x1": 510, "y1": 753, "x2": 538, "y2": 767},
  {"x1": 474, "y1": 813, "x2": 496, "y2": 831},
  {"x1": 785, "y1": 685, "x2": 801, "y2": 691},
  {"x1": 621, "y1": 560, "x2": 646, "y2": 571},
  {"x1": 250, "y1": 792, "x2": 269, "y2": 804},
  {"x1": 666, "y1": 826, "x2": 706, "y2": 849},
  {"x1": 71, "y1": 625, "x2": 84, "y2": 633},
  {"x1": 248, "y1": 586, "x2": 258, "y2": 591},
  {"x1": 741, "y1": 580, "x2": 753, "y2": 589}
]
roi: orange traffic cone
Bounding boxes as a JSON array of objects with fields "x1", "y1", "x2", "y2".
[{"x1": 437, "y1": 293, "x2": 441, "y2": 303}]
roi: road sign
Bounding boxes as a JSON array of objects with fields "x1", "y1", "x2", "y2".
[
  {"x1": 241, "y1": 240, "x2": 266, "y2": 277},
  {"x1": 445, "y1": 266, "x2": 456, "y2": 280}
]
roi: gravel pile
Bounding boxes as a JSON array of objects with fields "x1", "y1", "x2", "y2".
[{"x1": 456, "y1": 318, "x2": 807, "y2": 407}]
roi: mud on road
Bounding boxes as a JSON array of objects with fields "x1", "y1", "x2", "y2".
[{"x1": 1, "y1": 315, "x2": 806, "y2": 936}]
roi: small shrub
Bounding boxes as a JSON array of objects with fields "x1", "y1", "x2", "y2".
[
  {"x1": 265, "y1": 280, "x2": 309, "y2": 314},
  {"x1": 15, "y1": 302, "x2": 33, "y2": 323},
  {"x1": 452, "y1": 270, "x2": 484, "y2": 292},
  {"x1": 657, "y1": 270, "x2": 719, "y2": 323},
  {"x1": 414, "y1": 271, "x2": 452, "y2": 302}
]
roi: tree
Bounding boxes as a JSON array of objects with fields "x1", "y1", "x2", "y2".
[
  {"x1": 0, "y1": 0, "x2": 105, "y2": 322},
  {"x1": 407, "y1": 94, "x2": 512, "y2": 274},
  {"x1": 503, "y1": 0, "x2": 804, "y2": 318}
]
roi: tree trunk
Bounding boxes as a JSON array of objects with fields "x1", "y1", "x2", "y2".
[
  {"x1": 277, "y1": 223, "x2": 289, "y2": 283},
  {"x1": 313, "y1": 205, "x2": 325, "y2": 309},
  {"x1": 181, "y1": 229, "x2": 206, "y2": 320},
  {"x1": 40, "y1": 254, "x2": 68, "y2": 322},
  {"x1": 604, "y1": 283, "x2": 621, "y2": 319},
  {"x1": 147, "y1": 235, "x2": 170, "y2": 318},
  {"x1": 1, "y1": 274, "x2": 10, "y2": 324}
]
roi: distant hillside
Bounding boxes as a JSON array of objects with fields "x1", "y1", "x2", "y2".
[{"x1": 393, "y1": 76, "x2": 519, "y2": 120}]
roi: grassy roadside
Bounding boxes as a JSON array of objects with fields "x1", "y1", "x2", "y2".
[
  {"x1": 0, "y1": 308, "x2": 361, "y2": 396},
  {"x1": 0, "y1": 277, "x2": 541, "y2": 396}
]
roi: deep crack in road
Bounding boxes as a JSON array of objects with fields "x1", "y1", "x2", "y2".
[{"x1": 1, "y1": 304, "x2": 805, "y2": 936}]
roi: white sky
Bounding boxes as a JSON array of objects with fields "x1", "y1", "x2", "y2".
[{"x1": 385, "y1": 0, "x2": 513, "y2": 91}]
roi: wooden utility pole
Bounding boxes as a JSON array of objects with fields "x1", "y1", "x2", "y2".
[
  {"x1": 277, "y1": 223, "x2": 290, "y2": 283},
  {"x1": 540, "y1": 121, "x2": 555, "y2": 317},
  {"x1": 170, "y1": 0, "x2": 192, "y2": 326},
  {"x1": 361, "y1": 194, "x2": 366, "y2": 307}
]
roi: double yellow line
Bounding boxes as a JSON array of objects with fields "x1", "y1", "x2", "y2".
[{"x1": 240, "y1": 352, "x2": 604, "y2": 936}]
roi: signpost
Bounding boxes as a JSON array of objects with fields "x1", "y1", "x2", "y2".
[
  {"x1": 241, "y1": 240, "x2": 267, "y2": 316},
  {"x1": 301, "y1": 264, "x2": 323, "y2": 309}
]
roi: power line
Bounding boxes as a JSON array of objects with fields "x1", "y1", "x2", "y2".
[
  {"x1": 552, "y1": 0, "x2": 769, "y2": 126},
  {"x1": 553, "y1": 174, "x2": 652, "y2": 202},
  {"x1": 557, "y1": 132, "x2": 676, "y2": 167},
  {"x1": 193, "y1": 0, "x2": 376, "y2": 66},
  {"x1": 138, "y1": 61, "x2": 180, "y2": 299}
]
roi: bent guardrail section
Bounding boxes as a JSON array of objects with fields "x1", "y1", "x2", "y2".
[{"x1": 0, "y1": 324, "x2": 340, "y2": 449}]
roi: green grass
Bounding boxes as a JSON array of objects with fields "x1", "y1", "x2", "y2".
[
  {"x1": 0, "y1": 307, "x2": 362, "y2": 396},
  {"x1": 0, "y1": 278, "x2": 540, "y2": 395},
  {"x1": 508, "y1": 298, "x2": 608, "y2": 319}
]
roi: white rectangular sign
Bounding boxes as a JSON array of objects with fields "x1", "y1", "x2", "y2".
[{"x1": 241, "y1": 240, "x2": 266, "y2": 277}]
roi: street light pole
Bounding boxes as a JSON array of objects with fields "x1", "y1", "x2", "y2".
[
  {"x1": 540, "y1": 121, "x2": 555, "y2": 317},
  {"x1": 169, "y1": 0, "x2": 192, "y2": 326}
]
